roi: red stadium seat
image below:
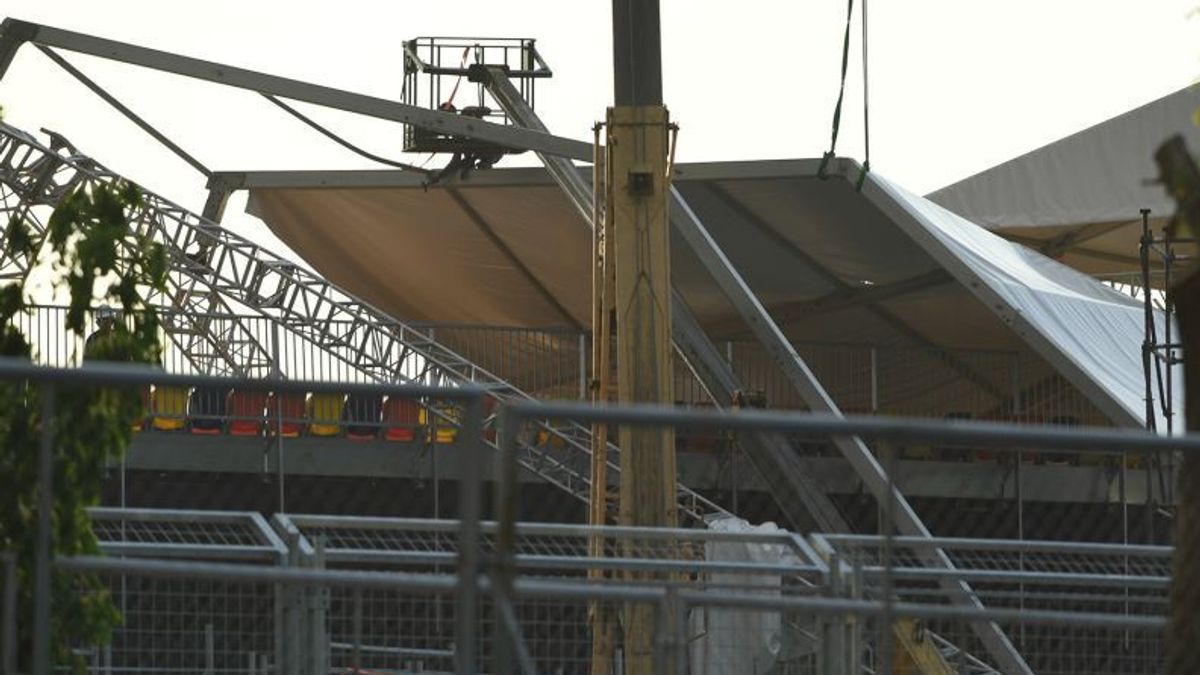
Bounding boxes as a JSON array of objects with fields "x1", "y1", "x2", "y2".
[
  {"x1": 269, "y1": 392, "x2": 306, "y2": 438},
  {"x1": 228, "y1": 389, "x2": 268, "y2": 436},
  {"x1": 383, "y1": 396, "x2": 421, "y2": 442}
]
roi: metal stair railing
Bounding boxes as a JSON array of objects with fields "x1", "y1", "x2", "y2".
[{"x1": 0, "y1": 123, "x2": 727, "y2": 525}]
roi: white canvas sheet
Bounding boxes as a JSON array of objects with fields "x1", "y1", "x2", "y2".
[{"x1": 874, "y1": 173, "x2": 1180, "y2": 430}]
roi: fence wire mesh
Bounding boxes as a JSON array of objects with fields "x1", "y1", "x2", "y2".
[{"x1": 0, "y1": 359, "x2": 1186, "y2": 675}]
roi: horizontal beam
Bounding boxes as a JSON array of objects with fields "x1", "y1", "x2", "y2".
[
  {"x1": 119, "y1": 432, "x2": 1172, "y2": 504},
  {"x1": 210, "y1": 158, "x2": 830, "y2": 191},
  {"x1": 506, "y1": 400, "x2": 1200, "y2": 454},
  {"x1": 0, "y1": 19, "x2": 593, "y2": 162}
]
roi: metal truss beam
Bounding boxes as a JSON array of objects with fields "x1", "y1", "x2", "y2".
[
  {"x1": 0, "y1": 19, "x2": 593, "y2": 163},
  {"x1": 0, "y1": 125, "x2": 272, "y2": 376}
]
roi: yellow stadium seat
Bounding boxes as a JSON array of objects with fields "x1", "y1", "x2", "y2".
[
  {"x1": 151, "y1": 385, "x2": 189, "y2": 431},
  {"x1": 308, "y1": 392, "x2": 344, "y2": 437},
  {"x1": 420, "y1": 399, "x2": 461, "y2": 444}
]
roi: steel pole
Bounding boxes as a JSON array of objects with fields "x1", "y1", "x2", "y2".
[{"x1": 611, "y1": 0, "x2": 663, "y2": 106}]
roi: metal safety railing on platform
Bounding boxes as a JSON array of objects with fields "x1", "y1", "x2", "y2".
[{"x1": 10, "y1": 305, "x2": 1119, "y2": 453}]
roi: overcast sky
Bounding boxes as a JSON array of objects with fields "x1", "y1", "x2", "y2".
[{"x1": 1, "y1": 0, "x2": 1197, "y2": 259}]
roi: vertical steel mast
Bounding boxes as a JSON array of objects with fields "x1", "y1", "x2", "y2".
[{"x1": 606, "y1": 2, "x2": 676, "y2": 673}]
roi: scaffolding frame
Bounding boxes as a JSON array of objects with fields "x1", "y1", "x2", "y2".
[{"x1": 1138, "y1": 209, "x2": 1191, "y2": 514}]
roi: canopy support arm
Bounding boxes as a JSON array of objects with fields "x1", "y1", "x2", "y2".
[{"x1": 0, "y1": 19, "x2": 594, "y2": 163}]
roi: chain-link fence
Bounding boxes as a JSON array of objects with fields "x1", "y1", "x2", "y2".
[{"x1": 2, "y1": 359, "x2": 1190, "y2": 674}]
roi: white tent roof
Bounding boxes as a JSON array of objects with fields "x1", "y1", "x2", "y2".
[
  {"x1": 245, "y1": 158, "x2": 1177, "y2": 429},
  {"x1": 927, "y1": 85, "x2": 1200, "y2": 276}
]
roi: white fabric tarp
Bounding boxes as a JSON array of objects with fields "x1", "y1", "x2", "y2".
[
  {"x1": 872, "y1": 173, "x2": 1180, "y2": 430},
  {"x1": 927, "y1": 85, "x2": 1200, "y2": 275},
  {"x1": 690, "y1": 516, "x2": 811, "y2": 675}
]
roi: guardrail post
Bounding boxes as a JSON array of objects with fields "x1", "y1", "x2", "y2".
[
  {"x1": 671, "y1": 589, "x2": 687, "y2": 675},
  {"x1": 352, "y1": 589, "x2": 363, "y2": 673},
  {"x1": 282, "y1": 530, "x2": 304, "y2": 675},
  {"x1": 204, "y1": 622, "x2": 214, "y2": 675},
  {"x1": 849, "y1": 558, "x2": 863, "y2": 675},
  {"x1": 455, "y1": 393, "x2": 486, "y2": 675},
  {"x1": 493, "y1": 405, "x2": 518, "y2": 675},
  {"x1": 32, "y1": 383, "x2": 56, "y2": 675},
  {"x1": 823, "y1": 553, "x2": 843, "y2": 675},
  {"x1": 310, "y1": 537, "x2": 330, "y2": 675}
]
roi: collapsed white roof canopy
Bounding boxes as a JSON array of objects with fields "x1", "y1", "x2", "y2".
[
  {"x1": 928, "y1": 85, "x2": 1200, "y2": 277},
  {"x1": 245, "y1": 158, "x2": 1177, "y2": 429}
]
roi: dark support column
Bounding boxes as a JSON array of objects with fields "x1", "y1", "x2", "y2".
[
  {"x1": 1155, "y1": 135, "x2": 1200, "y2": 675},
  {"x1": 1169, "y1": 259, "x2": 1200, "y2": 675},
  {"x1": 611, "y1": 0, "x2": 663, "y2": 106}
]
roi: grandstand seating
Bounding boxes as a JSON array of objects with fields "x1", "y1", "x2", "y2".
[{"x1": 120, "y1": 386, "x2": 1122, "y2": 470}]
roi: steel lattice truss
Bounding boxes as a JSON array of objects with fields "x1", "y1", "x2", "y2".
[{"x1": 0, "y1": 123, "x2": 726, "y2": 524}]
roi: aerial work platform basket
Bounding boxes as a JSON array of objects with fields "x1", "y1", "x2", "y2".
[{"x1": 401, "y1": 36, "x2": 551, "y2": 156}]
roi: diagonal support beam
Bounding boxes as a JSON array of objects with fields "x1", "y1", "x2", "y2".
[
  {"x1": 1004, "y1": 232, "x2": 1141, "y2": 267},
  {"x1": 1039, "y1": 219, "x2": 1136, "y2": 259},
  {"x1": 668, "y1": 182, "x2": 1032, "y2": 675},
  {"x1": 0, "y1": 19, "x2": 593, "y2": 162},
  {"x1": 706, "y1": 182, "x2": 1011, "y2": 402},
  {"x1": 486, "y1": 69, "x2": 1029, "y2": 667},
  {"x1": 446, "y1": 187, "x2": 584, "y2": 331},
  {"x1": 707, "y1": 268, "x2": 953, "y2": 339},
  {"x1": 484, "y1": 65, "x2": 850, "y2": 533}
]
